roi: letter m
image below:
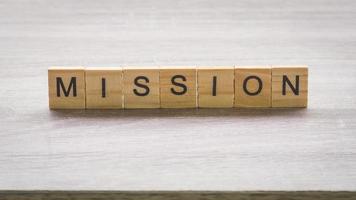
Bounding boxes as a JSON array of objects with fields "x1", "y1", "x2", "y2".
[{"x1": 56, "y1": 77, "x2": 77, "y2": 97}]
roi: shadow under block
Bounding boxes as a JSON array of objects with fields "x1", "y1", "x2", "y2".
[
  {"x1": 198, "y1": 66, "x2": 234, "y2": 108},
  {"x1": 85, "y1": 67, "x2": 123, "y2": 109},
  {"x1": 160, "y1": 67, "x2": 197, "y2": 108},
  {"x1": 48, "y1": 67, "x2": 86, "y2": 109},
  {"x1": 123, "y1": 67, "x2": 160, "y2": 108},
  {"x1": 235, "y1": 66, "x2": 271, "y2": 108},
  {"x1": 272, "y1": 66, "x2": 308, "y2": 107}
]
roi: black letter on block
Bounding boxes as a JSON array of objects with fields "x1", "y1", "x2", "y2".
[
  {"x1": 101, "y1": 78, "x2": 106, "y2": 98},
  {"x1": 243, "y1": 76, "x2": 262, "y2": 96},
  {"x1": 56, "y1": 77, "x2": 77, "y2": 97},
  {"x1": 133, "y1": 76, "x2": 150, "y2": 96},
  {"x1": 212, "y1": 76, "x2": 217, "y2": 96},
  {"x1": 283, "y1": 75, "x2": 299, "y2": 95},
  {"x1": 171, "y1": 75, "x2": 187, "y2": 95}
]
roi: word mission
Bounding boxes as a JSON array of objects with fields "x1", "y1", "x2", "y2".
[{"x1": 48, "y1": 66, "x2": 308, "y2": 109}]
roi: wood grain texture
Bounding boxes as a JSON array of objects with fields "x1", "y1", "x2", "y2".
[
  {"x1": 86, "y1": 67, "x2": 123, "y2": 109},
  {"x1": 1, "y1": 0, "x2": 356, "y2": 192},
  {"x1": 235, "y1": 66, "x2": 271, "y2": 108},
  {"x1": 123, "y1": 67, "x2": 160, "y2": 108},
  {"x1": 198, "y1": 66, "x2": 234, "y2": 108}
]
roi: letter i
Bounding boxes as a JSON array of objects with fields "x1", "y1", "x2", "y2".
[{"x1": 102, "y1": 78, "x2": 106, "y2": 98}]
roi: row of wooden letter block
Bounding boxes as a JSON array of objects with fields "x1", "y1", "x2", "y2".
[{"x1": 48, "y1": 66, "x2": 308, "y2": 109}]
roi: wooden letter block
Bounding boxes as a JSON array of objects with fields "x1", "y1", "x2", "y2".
[
  {"x1": 85, "y1": 67, "x2": 123, "y2": 109},
  {"x1": 235, "y1": 66, "x2": 271, "y2": 108},
  {"x1": 48, "y1": 67, "x2": 85, "y2": 109},
  {"x1": 272, "y1": 66, "x2": 308, "y2": 107},
  {"x1": 123, "y1": 67, "x2": 160, "y2": 108},
  {"x1": 197, "y1": 66, "x2": 234, "y2": 108},
  {"x1": 160, "y1": 66, "x2": 197, "y2": 108}
]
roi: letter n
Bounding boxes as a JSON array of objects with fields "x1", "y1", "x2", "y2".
[{"x1": 282, "y1": 75, "x2": 299, "y2": 95}]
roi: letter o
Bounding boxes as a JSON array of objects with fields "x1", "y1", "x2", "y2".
[{"x1": 243, "y1": 76, "x2": 263, "y2": 96}]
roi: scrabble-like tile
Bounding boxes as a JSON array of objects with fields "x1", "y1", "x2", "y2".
[
  {"x1": 85, "y1": 67, "x2": 123, "y2": 109},
  {"x1": 160, "y1": 66, "x2": 197, "y2": 108},
  {"x1": 123, "y1": 67, "x2": 160, "y2": 108},
  {"x1": 48, "y1": 66, "x2": 86, "y2": 109},
  {"x1": 272, "y1": 66, "x2": 308, "y2": 107},
  {"x1": 235, "y1": 66, "x2": 271, "y2": 108},
  {"x1": 197, "y1": 66, "x2": 234, "y2": 108}
]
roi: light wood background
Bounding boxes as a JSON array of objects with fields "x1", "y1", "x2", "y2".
[{"x1": 0, "y1": 0, "x2": 356, "y2": 193}]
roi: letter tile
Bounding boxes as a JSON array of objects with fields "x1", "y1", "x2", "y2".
[
  {"x1": 48, "y1": 66, "x2": 85, "y2": 109},
  {"x1": 198, "y1": 66, "x2": 234, "y2": 108},
  {"x1": 272, "y1": 66, "x2": 308, "y2": 107},
  {"x1": 86, "y1": 67, "x2": 123, "y2": 109},
  {"x1": 235, "y1": 66, "x2": 271, "y2": 108},
  {"x1": 160, "y1": 66, "x2": 197, "y2": 108},
  {"x1": 123, "y1": 67, "x2": 160, "y2": 108}
]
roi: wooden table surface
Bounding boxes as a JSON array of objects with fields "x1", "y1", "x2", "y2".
[{"x1": 0, "y1": 0, "x2": 356, "y2": 191}]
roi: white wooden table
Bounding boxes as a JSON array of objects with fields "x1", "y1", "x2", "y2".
[{"x1": 0, "y1": 0, "x2": 356, "y2": 192}]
